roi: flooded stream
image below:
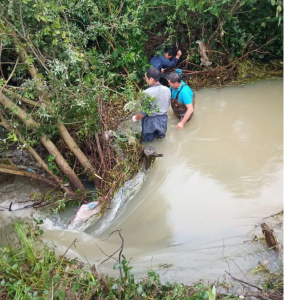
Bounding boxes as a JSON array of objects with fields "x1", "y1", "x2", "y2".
[{"x1": 1, "y1": 79, "x2": 283, "y2": 284}]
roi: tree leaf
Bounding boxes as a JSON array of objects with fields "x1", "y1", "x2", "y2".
[
  {"x1": 57, "y1": 289, "x2": 65, "y2": 300},
  {"x1": 112, "y1": 50, "x2": 119, "y2": 59},
  {"x1": 72, "y1": 282, "x2": 80, "y2": 292},
  {"x1": 137, "y1": 285, "x2": 144, "y2": 295},
  {"x1": 113, "y1": 262, "x2": 120, "y2": 270},
  {"x1": 128, "y1": 135, "x2": 136, "y2": 145},
  {"x1": 207, "y1": 291, "x2": 216, "y2": 300},
  {"x1": 211, "y1": 285, "x2": 216, "y2": 296}
]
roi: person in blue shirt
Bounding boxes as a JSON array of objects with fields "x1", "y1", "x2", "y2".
[
  {"x1": 167, "y1": 72, "x2": 195, "y2": 130},
  {"x1": 150, "y1": 48, "x2": 182, "y2": 72}
]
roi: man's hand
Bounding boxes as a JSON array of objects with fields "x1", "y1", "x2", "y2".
[
  {"x1": 161, "y1": 68, "x2": 165, "y2": 73},
  {"x1": 132, "y1": 113, "x2": 145, "y2": 122},
  {"x1": 176, "y1": 104, "x2": 193, "y2": 129},
  {"x1": 176, "y1": 50, "x2": 182, "y2": 59},
  {"x1": 176, "y1": 121, "x2": 184, "y2": 129}
]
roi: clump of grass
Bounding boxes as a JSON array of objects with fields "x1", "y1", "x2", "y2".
[
  {"x1": 0, "y1": 221, "x2": 96, "y2": 299},
  {"x1": 0, "y1": 221, "x2": 222, "y2": 300},
  {"x1": 0, "y1": 221, "x2": 282, "y2": 300}
]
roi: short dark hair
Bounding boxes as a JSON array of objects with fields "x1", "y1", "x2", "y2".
[
  {"x1": 164, "y1": 47, "x2": 177, "y2": 57},
  {"x1": 146, "y1": 67, "x2": 160, "y2": 82},
  {"x1": 168, "y1": 72, "x2": 181, "y2": 83}
]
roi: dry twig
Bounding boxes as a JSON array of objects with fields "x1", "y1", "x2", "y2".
[{"x1": 99, "y1": 229, "x2": 124, "y2": 277}]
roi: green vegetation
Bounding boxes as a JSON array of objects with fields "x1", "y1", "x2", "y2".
[
  {"x1": 0, "y1": 2, "x2": 282, "y2": 297},
  {"x1": 0, "y1": 221, "x2": 282, "y2": 300},
  {"x1": 0, "y1": 0, "x2": 282, "y2": 209}
]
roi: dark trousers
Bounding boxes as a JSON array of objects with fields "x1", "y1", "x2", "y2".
[
  {"x1": 143, "y1": 131, "x2": 166, "y2": 142},
  {"x1": 142, "y1": 114, "x2": 168, "y2": 142},
  {"x1": 159, "y1": 74, "x2": 169, "y2": 87}
]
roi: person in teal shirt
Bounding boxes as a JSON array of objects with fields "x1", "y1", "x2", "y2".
[{"x1": 168, "y1": 73, "x2": 195, "y2": 129}]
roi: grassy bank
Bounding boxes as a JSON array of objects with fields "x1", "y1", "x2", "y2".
[{"x1": 0, "y1": 221, "x2": 282, "y2": 300}]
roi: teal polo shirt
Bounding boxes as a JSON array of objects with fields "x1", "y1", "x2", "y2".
[{"x1": 170, "y1": 81, "x2": 194, "y2": 105}]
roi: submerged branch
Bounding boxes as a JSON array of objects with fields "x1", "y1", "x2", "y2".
[{"x1": 263, "y1": 210, "x2": 283, "y2": 219}]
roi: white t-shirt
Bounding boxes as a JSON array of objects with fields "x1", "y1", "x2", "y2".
[{"x1": 142, "y1": 83, "x2": 171, "y2": 116}]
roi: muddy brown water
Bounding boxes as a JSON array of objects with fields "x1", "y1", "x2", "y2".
[{"x1": 0, "y1": 79, "x2": 283, "y2": 284}]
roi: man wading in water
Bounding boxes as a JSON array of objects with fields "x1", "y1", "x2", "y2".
[
  {"x1": 132, "y1": 68, "x2": 171, "y2": 142},
  {"x1": 167, "y1": 72, "x2": 195, "y2": 129}
]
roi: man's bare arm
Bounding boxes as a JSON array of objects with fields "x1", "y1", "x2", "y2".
[{"x1": 176, "y1": 103, "x2": 194, "y2": 129}]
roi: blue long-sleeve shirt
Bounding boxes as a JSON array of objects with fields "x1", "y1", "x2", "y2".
[{"x1": 150, "y1": 55, "x2": 178, "y2": 71}]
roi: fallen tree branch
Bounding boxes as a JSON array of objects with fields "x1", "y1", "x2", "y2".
[
  {"x1": 180, "y1": 36, "x2": 278, "y2": 79},
  {"x1": 2, "y1": 87, "x2": 102, "y2": 181},
  {"x1": 0, "y1": 110, "x2": 74, "y2": 194},
  {"x1": 0, "y1": 164, "x2": 60, "y2": 188},
  {"x1": 9, "y1": 41, "x2": 103, "y2": 182},
  {"x1": 223, "y1": 36, "x2": 278, "y2": 69},
  {"x1": 225, "y1": 271, "x2": 263, "y2": 291},
  {"x1": 2, "y1": 87, "x2": 41, "y2": 107},
  {"x1": 0, "y1": 92, "x2": 86, "y2": 191}
]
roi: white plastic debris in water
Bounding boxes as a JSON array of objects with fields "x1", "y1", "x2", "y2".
[
  {"x1": 67, "y1": 171, "x2": 146, "y2": 232},
  {"x1": 91, "y1": 171, "x2": 146, "y2": 236},
  {"x1": 68, "y1": 201, "x2": 101, "y2": 230}
]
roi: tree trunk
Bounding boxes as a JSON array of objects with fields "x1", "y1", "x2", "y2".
[
  {"x1": 39, "y1": 135, "x2": 86, "y2": 191},
  {"x1": 18, "y1": 49, "x2": 38, "y2": 79},
  {"x1": 0, "y1": 92, "x2": 85, "y2": 191},
  {"x1": 2, "y1": 87, "x2": 41, "y2": 107},
  {"x1": 59, "y1": 123, "x2": 102, "y2": 180},
  {"x1": 95, "y1": 131, "x2": 105, "y2": 168},
  {"x1": 261, "y1": 222, "x2": 277, "y2": 249},
  {"x1": 0, "y1": 91, "x2": 35, "y2": 127}
]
